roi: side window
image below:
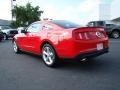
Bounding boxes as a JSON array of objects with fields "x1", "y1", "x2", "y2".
[
  {"x1": 106, "y1": 24, "x2": 114, "y2": 27},
  {"x1": 88, "y1": 22, "x2": 95, "y2": 27},
  {"x1": 43, "y1": 24, "x2": 53, "y2": 30},
  {"x1": 27, "y1": 23, "x2": 42, "y2": 33},
  {"x1": 96, "y1": 21, "x2": 105, "y2": 27}
]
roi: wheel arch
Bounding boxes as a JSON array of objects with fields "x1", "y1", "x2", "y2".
[
  {"x1": 40, "y1": 40, "x2": 58, "y2": 57},
  {"x1": 112, "y1": 29, "x2": 120, "y2": 34}
]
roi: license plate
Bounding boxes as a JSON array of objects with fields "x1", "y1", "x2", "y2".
[{"x1": 97, "y1": 43, "x2": 103, "y2": 50}]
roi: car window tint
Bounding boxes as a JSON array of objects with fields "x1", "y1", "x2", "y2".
[
  {"x1": 96, "y1": 21, "x2": 105, "y2": 26},
  {"x1": 106, "y1": 24, "x2": 115, "y2": 27},
  {"x1": 88, "y1": 22, "x2": 95, "y2": 27},
  {"x1": 27, "y1": 23, "x2": 42, "y2": 33},
  {"x1": 52, "y1": 20, "x2": 80, "y2": 29},
  {"x1": 43, "y1": 24, "x2": 53, "y2": 30}
]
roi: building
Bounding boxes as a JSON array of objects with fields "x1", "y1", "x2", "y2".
[
  {"x1": 111, "y1": 0, "x2": 120, "y2": 24},
  {"x1": 86, "y1": 1, "x2": 120, "y2": 25},
  {"x1": 99, "y1": 4, "x2": 111, "y2": 20},
  {"x1": 85, "y1": 3, "x2": 111, "y2": 24},
  {"x1": 0, "y1": 19, "x2": 11, "y2": 26}
]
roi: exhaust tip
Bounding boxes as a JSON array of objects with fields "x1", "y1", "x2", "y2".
[{"x1": 81, "y1": 58, "x2": 87, "y2": 62}]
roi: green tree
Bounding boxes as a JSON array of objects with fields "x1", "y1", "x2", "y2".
[{"x1": 11, "y1": 3, "x2": 43, "y2": 28}]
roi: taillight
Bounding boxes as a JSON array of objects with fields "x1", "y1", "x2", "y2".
[
  {"x1": 74, "y1": 32, "x2": 89, "y2": 40},
  {"x1": 74, "y1": 32, "x2": 82, "y2": 40},
  {"x1": 73, "y1": 31, "x2": 106, "y2": 40}
]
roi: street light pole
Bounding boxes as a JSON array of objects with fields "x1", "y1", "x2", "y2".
[
  {"x1": 11, "y1": 0, "x2": 13, "y2": 21},
  {"x1": 11, "y1": 0, "x2": 16, "y2": 21}
]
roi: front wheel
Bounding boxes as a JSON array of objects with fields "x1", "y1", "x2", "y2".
[
  {"x1": 111, "y1": 31, "x2": 120, "y2": 39},
  {"x1": 13, "y1": 41, "x2": 21, "y2": 53},
  {"x1": 3, "y1": 34, "x2": 8, "y2": 40},
  {"x1": 42, "y1": 44, "x2": 58, "y2": 67},
  {"x1": 0, "y1": 38, "x2": 2, "y2": 42}
]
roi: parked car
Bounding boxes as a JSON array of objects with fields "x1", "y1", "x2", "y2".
[
  {"x1": 87, "y1": 20, "x2": 120, "y2": 39},
  {"x1": 17, "y1": 27, "x2": 26, "y2": 33},
  {"x1": 0, "y1": 30, "x2": 4, "y2": 42},
  {"x1": 13, "y1": 20, "x2": 109, "y2": 67},
  {"x1": 0, "y1": 26, "x2": 18, "y2": 40}
]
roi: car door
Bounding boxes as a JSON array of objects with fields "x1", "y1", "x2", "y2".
[
  {"x1": 16, "y1": 25, "x2": 34, "y2": 51},
  {"x1": 24, "y1": 23, "x2": 43, "y2": 54}
]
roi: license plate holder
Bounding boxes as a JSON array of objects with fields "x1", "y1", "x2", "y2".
[{"x1": 97, "y1": 43, "x2": 103, "y2": 50}]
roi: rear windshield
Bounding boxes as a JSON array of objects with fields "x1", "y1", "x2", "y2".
[{"x1": 52, "y1": 20, "x2": 80, "y2": 29}]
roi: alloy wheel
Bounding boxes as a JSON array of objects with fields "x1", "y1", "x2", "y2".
[
  {"x1": 13, "y1": 41, "x2": 18, "y2": 53},
  {"x1": 3, "y1": 34, "x2": 6, "y2": 40},
  {"x1": 112, "y1": 31, "x2": 120, "y2": 39},
  {"x1": 42, "y1": 44, "x2": 56, "y2": 66}
]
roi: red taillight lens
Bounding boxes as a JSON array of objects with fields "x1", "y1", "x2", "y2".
[
  {"x1": 73, "y1": 31, "x2": 106, "y2": 40},
  {"x1": 74, "y1": 32, "x2": 89, "y2": 40},
  {"x1": 74, "y1": 32, "x2": 83, "y2": 40}
]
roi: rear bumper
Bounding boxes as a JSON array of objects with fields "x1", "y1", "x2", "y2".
[{"x1": 74, "y1": 48, "x2": 109, "y2": 60}]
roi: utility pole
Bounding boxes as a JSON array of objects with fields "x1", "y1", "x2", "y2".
[
  {"x1": 11, "y1": 0, "x2": 16, "y2": 21},
  {"x1": 11, "y1": 0, "x2": 13, "y2": 21}
]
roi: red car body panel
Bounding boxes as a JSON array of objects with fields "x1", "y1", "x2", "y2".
[{"x1": 14, "y1": 20, "x2": 108, "y2": 59}]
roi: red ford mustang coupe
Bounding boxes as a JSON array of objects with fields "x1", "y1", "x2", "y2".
[{"x1": 13, "y1": 20, "x2": 108, "y2": 67}]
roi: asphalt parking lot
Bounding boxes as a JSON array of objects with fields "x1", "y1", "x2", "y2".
[{"x1": 0, "y1": 39, "x2": 120, "y2": 90}]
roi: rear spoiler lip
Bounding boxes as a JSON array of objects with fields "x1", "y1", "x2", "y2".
[
  {"x1": 72, "y1": 26, "x2": 104, "y2": 31},
  {"x1": 75, "y1": 26, "x2": 104, "y2": 29}
]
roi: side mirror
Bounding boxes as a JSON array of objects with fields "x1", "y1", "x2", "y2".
[{"x1": 21, "y1": 30, "x2": 27, "y2": 33}]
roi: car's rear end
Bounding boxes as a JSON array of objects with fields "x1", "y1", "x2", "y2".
[
  {"x1": 51, "y1": 20, "x2": 108, "y2": 60},
  {"x1": 57, "y1": 27, "x2": 108, "y2": 60},
  {"x1": 7, "y1": 29, "x2": 18, "y2": 38},
  {"x1": 70, "y1": 27, "x2": 108, "y2": 59}
]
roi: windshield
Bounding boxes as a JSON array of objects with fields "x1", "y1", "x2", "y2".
[
  {"x1": 1, "y1": 26, "x2": 12, "y2": 30},
  {"x1": 52, "y1": 20, "x2": 81, "y2": 29}
]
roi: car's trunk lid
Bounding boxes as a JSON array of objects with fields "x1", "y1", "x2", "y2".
[{"x1": 72, "y1": 27, "x2": 106, "y2": 40}]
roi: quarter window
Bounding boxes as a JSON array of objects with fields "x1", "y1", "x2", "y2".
[{"x1": 43, "y1": 24, "x2": 53, "y2": 30}]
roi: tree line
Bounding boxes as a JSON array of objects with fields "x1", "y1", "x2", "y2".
[{"x1": 11, "y1": 3, "x2": 43, "y2": 28}]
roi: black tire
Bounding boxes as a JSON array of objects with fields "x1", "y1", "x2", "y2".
[
  {"x1": 0, "y1": 38, "x2": 2, "y2": 42},
  {"x1": 42, "y1": 44, "x2": 58, "y2": 67},
  {"x1": 3, "y1": 34, "x2": 8, "y2": 40},
  {"x1": 111, "y1": 31, "x2": 120, "y2": 39},
  {"x1": 6, "y1": 36, "x2": 8, "y2": 40},
  {"x1": 13, "y1": 41, "x2": 21, "y2": 53}
]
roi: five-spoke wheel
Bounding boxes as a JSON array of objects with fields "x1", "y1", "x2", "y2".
[{"x1": 42, "y1": 44, "x2": 58, "y2": 67}]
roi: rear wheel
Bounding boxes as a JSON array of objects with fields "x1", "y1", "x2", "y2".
[
  {"x1": 111, "y1": 31, "x2": 120, "y2": 39},
  {"x1": 42, "y1": 44, "x2": 58, "y2": 67},
  {"x1": 3, "y1": 34, "x2": 8, "y2": 40},
  {"x1": 13, "y1": 41, "x2": 21, "y2": 53},
  {"x1": 0, "y1": 38, "x2": 2, "y2": 42}
]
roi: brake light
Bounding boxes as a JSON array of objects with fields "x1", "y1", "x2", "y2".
[
  {"x1": 73, "y1": 31, "x2": 106, "y2": 40},
  {"x1": 74, "y1": 32, "x2": 82, "y2": 40},
  {"x1": 74, "y1": 32, "x2": 89, "y2": 40}
]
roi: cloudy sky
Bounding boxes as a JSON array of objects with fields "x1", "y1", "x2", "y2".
[{"x1": 0, "y1": 0, "x2": 113, "y2": 24}]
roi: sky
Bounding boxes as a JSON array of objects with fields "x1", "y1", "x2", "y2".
[{"x1": 0, "y1": 0, "x2": 113, "y2": 24}]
